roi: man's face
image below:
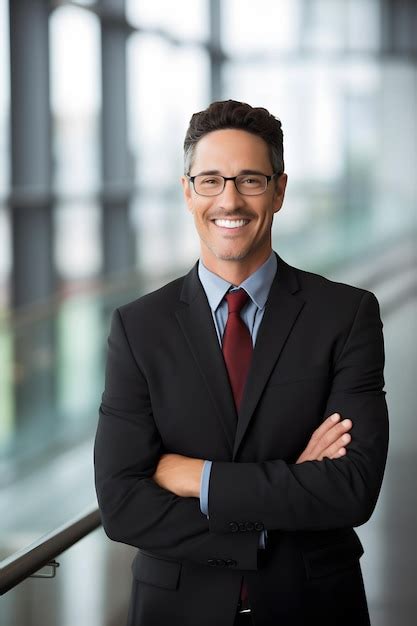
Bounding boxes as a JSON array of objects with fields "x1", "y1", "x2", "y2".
[{"x1": 181, "y1": 128, "x2": 287, "y2": 273}]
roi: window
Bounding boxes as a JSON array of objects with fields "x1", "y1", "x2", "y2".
[
  {"x1": 128, "y1": 33, "x2": 209, "y2": 272},
  {"x1": 127, "y1": 0, "x2": 208, "y2": 42},
  {"x1": 50, "y1": 5, "x2": 102, "y2": 279}
]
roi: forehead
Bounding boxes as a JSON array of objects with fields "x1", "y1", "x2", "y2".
[{"x1": 192, "y1": 128, "x2": 272, "y2": 173}]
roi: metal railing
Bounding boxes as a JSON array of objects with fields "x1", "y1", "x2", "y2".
[{"x1": 0, "y1": 505, "x2": 100, "y2": 595}]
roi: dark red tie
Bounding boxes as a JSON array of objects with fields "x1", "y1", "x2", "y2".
[
  {"x1": 222, "y1": 289, "x2": 253, "y2": 411},
  {"x1": 222, "y1": 288, "x2": 253, "y2": 610}
]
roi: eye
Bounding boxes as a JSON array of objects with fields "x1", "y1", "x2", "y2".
[
  {"x1": 239, "y1": 175, "x2": 263, "y2": 186},
  {"x1": 199, "y1": 176, "x2": 222, "y2": 185}
]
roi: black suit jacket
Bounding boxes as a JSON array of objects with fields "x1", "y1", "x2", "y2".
[{"x1": 94, "y1": 252, "x2": 389, "y2": 626}]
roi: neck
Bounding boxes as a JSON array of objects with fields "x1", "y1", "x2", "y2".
[{"x1": 201, "y1": 249, "x2": 272, "y2": 286}]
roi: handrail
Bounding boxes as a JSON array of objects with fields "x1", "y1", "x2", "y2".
[{"x1": 0, "y1": 504, "x2": 100, "y2": 595}]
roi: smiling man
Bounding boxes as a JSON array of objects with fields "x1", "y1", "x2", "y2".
[{"x1": 94, "y1": 100, "x2": 388, "y2": 626}]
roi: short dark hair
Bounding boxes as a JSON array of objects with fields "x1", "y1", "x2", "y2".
[{"x1": 183, "y1": 99, "x2": 284, "y2": 176}]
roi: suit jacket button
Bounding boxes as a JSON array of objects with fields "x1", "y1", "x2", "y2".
[
  {"x1": 226, "y1": 559, "x2": 237, "y2": 567},
  {"x1": 229, "y1": 522, "x2": 239, "y2": 533},
  {"x1": 216, "y1": 559, "x2": 226, "y2": 568},
  {"x1": 208, "y1": 559, "x2": 217, "y2": 566},
  {"x1": 254, "y1": 521, "x2": 264, "y2": 531},
  {"x1": 245, "y1": 522, "x2": 255, "y2": 531},
  {"x1": 238, "y1": 522, "x2": 247, "y2": 532}
]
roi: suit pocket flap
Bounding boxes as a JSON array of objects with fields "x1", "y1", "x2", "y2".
[
  {"x1": 132, "y1": 550, "x2": 182, "y2": 590},
  {"x1": 302, "y1": 533, "x2": 364, "y2": 579}
]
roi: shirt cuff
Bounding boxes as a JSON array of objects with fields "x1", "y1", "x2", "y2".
[{"x1": 199, "y1": 460, "x2": 212, "y2": 518}]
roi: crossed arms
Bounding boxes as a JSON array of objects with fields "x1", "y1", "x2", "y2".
[{"x1": 152, "y1": 412, "x2": 354, "y2": 498}]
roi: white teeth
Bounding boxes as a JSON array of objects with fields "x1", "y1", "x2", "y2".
[{"x1": 214, "y1": 219, "x2": 249, "y2": 229}]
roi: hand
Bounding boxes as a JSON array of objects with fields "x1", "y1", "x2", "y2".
[
  {"x1": 296, "y1": 413, "x2": 352, "y2": 464},
  {"x1": 152, "y1": 453, "x2": 204, "y2": 498}
]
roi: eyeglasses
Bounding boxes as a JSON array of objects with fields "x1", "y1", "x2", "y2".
[{"x1": 186, "y1": 172, "x2": 282, "y2": 197}]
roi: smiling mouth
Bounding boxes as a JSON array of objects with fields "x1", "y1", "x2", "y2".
[{"x1": 212, "y1": 218, "x2": 250, "y2": 229}]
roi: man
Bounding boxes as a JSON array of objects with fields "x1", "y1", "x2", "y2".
[{"x1": 94, "y1": 100, "x2": 389, "y2": 626}]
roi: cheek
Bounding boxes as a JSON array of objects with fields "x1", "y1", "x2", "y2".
[
  {"x1": 191, "y1": 210, "x2": 207, "y2": 229},
  {"x1": 194, "y1": 204, "x2": 211, "y2": 222},
  {"x1": 255, "y1": 208, "x2": 273, "y2": 228}
]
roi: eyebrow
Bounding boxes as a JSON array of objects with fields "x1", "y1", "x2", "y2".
[{"x1": 194, "y1": 169, "x2": 269, "y2": 176}]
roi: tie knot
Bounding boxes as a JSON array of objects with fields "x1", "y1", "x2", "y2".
[{"x1": 225, "y1": 288, "x2": 249, "y2": 314}]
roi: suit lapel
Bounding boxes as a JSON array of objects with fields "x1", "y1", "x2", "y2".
[
  {"x1": 233, "y1": 254, "x2": 305, "y2": 457},
  {"x1": 175, "y1": 263, "x2": 237, "y2": 453},
  {"x1": 175, "y1": 254, "x2": 305, "y2": 458}
]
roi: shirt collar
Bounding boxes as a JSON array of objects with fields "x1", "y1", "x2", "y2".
[{"x1": 198, "y1": 251, "x2": 277, "y2": 312}]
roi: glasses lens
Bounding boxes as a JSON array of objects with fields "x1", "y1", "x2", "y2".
[
  {"x1": 194, "y1": 175, "x2": 224, "y2": 196},
  {"x1": 236, "y1": 175, "x2": 267, "y2": 195}
]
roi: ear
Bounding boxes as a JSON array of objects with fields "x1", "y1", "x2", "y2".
[
  {"x1": 272, "y1": 173, "x2": 288, "y2": 214},
  {"x1": 180, "y1": 175, "x2": 194, "y2": 213}
]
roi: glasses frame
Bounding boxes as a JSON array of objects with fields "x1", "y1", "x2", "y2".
[{"x1": 186, "y1": 172, "x2": 282, "y2": 197}]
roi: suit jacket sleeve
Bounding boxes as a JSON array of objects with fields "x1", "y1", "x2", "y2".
[
  {"x1": 94, "y1": 308, "x2": 260, "y2": 569},
  {"x1": 207, "y1": 291, "x2": 389, "y2": 533}
]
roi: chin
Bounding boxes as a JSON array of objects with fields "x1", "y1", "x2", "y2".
[{"x1": 214, "y1": 248, "x2": 250, "y2": 261}]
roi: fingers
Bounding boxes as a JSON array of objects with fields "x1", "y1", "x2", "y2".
[
  {"x1": 296, "y1": 413, "x2": 353, "y2": 463},
  {"x1": 310, "y1": 413, "x2": 347, "y2": 442},
  {"x1": 311, "y1": 416, "x2": 352, "y2": 456},
  {"x1": 319, "y1": 430, "x2": 351, "y2": 461}
]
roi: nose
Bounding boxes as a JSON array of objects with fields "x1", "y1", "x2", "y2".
[{"x1": 217, "y1": 179, "x2": 245, "y2": 209}]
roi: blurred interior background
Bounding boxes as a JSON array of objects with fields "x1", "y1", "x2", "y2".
[{"x1": 0, "y1": 1, "x2": 416, "y2": 624}]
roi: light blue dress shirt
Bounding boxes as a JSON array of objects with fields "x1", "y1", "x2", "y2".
[{"x1": 197, "y1": 250, "x2": 278, "y2": 550}]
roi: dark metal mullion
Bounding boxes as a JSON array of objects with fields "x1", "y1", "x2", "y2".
[
  {"x1": 100, "y1": 0, "x2": 134, "y2": 277},
  {"x1": 209, "y1": 0, "x2": 223, "y2": 101},
  {"x1": 9, "y1": 0, "x2": 54, "y2": 308}
]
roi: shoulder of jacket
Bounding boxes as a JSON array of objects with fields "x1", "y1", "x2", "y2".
[{"x1": 289, "y1": 263, "x2": 374, "y2": 305}]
